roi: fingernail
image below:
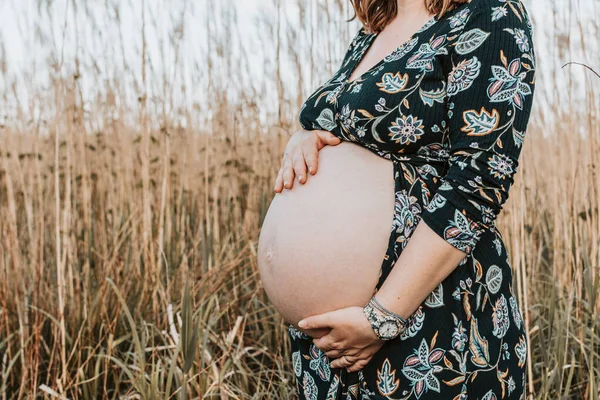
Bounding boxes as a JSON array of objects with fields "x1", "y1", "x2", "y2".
[
  {"x1": 284, "y1": 181, "x2": 288, "y2": 186},
  {"x1": 297, "y1": 175, "x2": 303, "y2": 182},
  {"x1": 298, "y1": 319, "x2": 306, "y2": 328}
]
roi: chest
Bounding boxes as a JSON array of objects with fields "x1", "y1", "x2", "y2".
[{"x1": 298, "y1": 18, "x2": 465, "y2": 157}]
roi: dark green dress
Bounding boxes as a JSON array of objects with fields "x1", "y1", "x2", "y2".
[{"x1": 288, "y1": 0, "x2": 536, "y2": 398}]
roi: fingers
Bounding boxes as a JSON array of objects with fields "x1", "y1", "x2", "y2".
[
  {"x1": 303, "y1": 147, "x2": 318, "y2": 175},
  {"x1": 329, "y1": 355, "x2": 355, "y2": 370},
  {"x1": 320, "y1": 344, "x2": 360, "y2": 360},
  {"x1": 291, "y1": 147, "x2": 308, "y2": 184},
  {"x1": 273, "y1": 166, "x2": 284, "y2": 193},
  {"x1": 299, "y1": 131, "x2": 323, "y2": 176},
  {"x1": 313, "y1": 336, "x2": 348, "y2": 357},
  {"x1": 346, "y1": 358, "x2": 371, "y2": 373},
  {"x1": 281, "y1": 151, "x2": 295, "y2": 190},
  {"x1": 315, "y1": 130, "x2": 342, "y2": 149},
  {"x1": 328, "y1": 353, "x2": 372, "y2": 372},
  {"x1": 275, "y1": 146, "x2": 306, "y2": 192},
  {"x1": 321, "y1": 340, "x2": 381, "y2": 372},
  {"x1": 305, "y1": 130, "x2": 340, "y2": 175},
  {"x1": 274, "y1": 129, "x2": 341, "y2": 192},
  {"x1": 312, "y1": 337, "x2": 375, "y2": 371},
  {"x1": 298, "y1": 310, "x2": 338, "y2": 330}
]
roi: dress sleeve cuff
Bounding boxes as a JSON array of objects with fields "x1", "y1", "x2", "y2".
[{"x1": 420, "y1": 187, "x2": 488, "y2": 255}]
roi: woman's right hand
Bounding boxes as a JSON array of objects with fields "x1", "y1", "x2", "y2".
[{"x1": 274, "y1": 129, "x2": 342, "y2": 193}]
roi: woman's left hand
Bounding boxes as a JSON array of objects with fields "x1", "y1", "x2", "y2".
[{"x1": 297, "y1": 306, "x2": 385, "y2": 372}]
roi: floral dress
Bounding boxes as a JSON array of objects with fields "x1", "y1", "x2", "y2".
[{"x1": 288, "y1": 0, "x2": 536, "y2": 398}]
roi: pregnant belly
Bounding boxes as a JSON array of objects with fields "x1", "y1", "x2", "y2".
[{"x1": 257, "y1": 140, "x2": 395, "y2": 338}]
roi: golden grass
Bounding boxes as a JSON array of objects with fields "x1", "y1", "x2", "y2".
[{"x1": 0, "y1": 0, "x2": 598, "y2": 398}]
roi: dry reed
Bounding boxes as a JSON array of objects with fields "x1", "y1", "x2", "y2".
[{"x1": 0, "y1": 0, "x2": 598, "y2": 398}]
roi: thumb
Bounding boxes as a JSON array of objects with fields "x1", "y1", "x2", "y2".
[
  {"x1": 316, "y1": 130, "x2": 341, "y2": 146},
  {"x1": 298, "y1": 310, "x2": 340, "y2": 330}
]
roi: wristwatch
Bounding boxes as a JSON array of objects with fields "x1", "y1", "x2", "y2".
[{"x1": 362, "y1": 295, "x2": 408, "y2": 341}]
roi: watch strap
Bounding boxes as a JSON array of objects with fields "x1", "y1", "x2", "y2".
[{"x1": 362, "y1": 296, "x2": 407, "y2": 340}]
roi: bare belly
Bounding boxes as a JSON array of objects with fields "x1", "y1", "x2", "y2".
[{"x1": 257, "y1": 140, "x2": 395, "y2": 338}]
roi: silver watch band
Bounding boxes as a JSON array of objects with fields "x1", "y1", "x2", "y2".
[
  {"x1": 370, "y1": 295, "x2": 407, "y2": 325},
  {"x1": 362, "y1": 295, "x2": 407, "y2": 340}
]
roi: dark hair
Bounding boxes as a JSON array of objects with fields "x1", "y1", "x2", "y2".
[{"x1": 349, "y1": 0, "x2": 469, "y2": 34}]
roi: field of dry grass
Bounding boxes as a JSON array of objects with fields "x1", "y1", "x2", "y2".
[{"x1": 0, "y1": 0, "x2": 598, "y2": 398}]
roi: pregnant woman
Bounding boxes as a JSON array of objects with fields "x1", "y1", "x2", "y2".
[{"x1": 257, "y1": 0, "x2": 536, "y2": 398}]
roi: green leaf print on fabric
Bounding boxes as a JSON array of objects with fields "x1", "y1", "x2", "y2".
[
  {"x1": 376, "y1": 358, "x2": 400, "y2": 396},
  {"x1": 462, "y1": 107, "x2": 501, "y2": 136},
  {"x1": 308, "y1": 344, "x2": 332, "y2": 382},
  {"x1": 376, "y1": 72, "x2": 409, "y2": 94},
  {"x1": 469, "y1": 317, "x2": 490, "y2": 368},
  {"x1": 514, "y1": 335, "x2": 527, "y2": 368},
  {"x1": 325, "y1": 373, "x2": 340, "y2": 400},
  {"x1": 492, "y1": 293, "x2": 511, "y2": 338},
  {"x1": 419, "y1": 83, "x2": 447, "y2": 107},
  {"x1": 509, "y1": 294, "x2": 523, "y2": 329},
  {"x1": 293, "y1": 350, "x2": 303, "y2": 378},
  {"x1": 481, "y1": 389, "x2": 498, "y2": 400},
  {"x1": 424, "y1": 283, "x2": 444, "y2": 308},
  {"x1": 455, "y1": 28, "x2": 490, "y2": 55},
  {"x1": 400, "y1": 307, "x2": 426, "y2": 340},
  {"x1": 421, "y1": 0, "x2": 536, "y2": 255},
  {"x1": 316, "y1": 108, "x2": 338, "y2": 131},
  {"x1": 401, "y1": 337, "x2": 445, "y2": 398},
  {"x1": 302, "y1": 370, "x2": 319, "y2": 400},
  {"x1": 486, "y1": 264, "x2": 503, "y2": 294}
]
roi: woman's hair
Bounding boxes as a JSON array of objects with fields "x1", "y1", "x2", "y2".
[{"x1": 349, "y1": 0, "x2": 469, "y2": 34}]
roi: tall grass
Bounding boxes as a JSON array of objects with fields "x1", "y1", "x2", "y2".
[{"x1": 0, "y1": 0, "x2": 598, "y2": 398}]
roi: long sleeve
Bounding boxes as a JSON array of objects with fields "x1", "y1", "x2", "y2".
[{"x1": 419, "y1": 0, "x2": 537, "y2": 255}]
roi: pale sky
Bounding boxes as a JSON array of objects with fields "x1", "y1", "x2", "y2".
[{"x1": 0, "y1": 0, "x2": 598, "y2": 133}]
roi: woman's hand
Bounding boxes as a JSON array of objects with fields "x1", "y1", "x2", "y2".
[
  {"x1": 274, "y1": 129, "x2": 341, "y2": 193},
  {"x1": 297, "y1": 306, "x2": 385, "y2": 373}
]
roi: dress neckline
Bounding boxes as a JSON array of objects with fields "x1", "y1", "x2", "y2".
[{"x1": 345, "y1": 13, "x2": 440, "y2": 85}]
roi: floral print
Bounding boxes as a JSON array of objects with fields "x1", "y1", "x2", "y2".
[
  {"x1": 401, "y1": 338, "x2": 446, "y2": 398},
  {"x1": 405, "y1": 35, "x2": 448, "y2": 72},
  {"x1": 492, "y1": 294, "x2": 510, "y2": 339},
  {"x1": 447, "y1": 57, "x2": 480, "y2": 95},
  {"x1": 290, "y1": 0, "x2": 535, "y2": 398},
  {"x1": 391, "y1": 189, "x2": 422, "y2": 248},
  {"x1": 388, "y1": 115, "x2": 425, "y2": 144},
  {"x1": 308, "y1": 344, "x2": 333, "y2": 382}
]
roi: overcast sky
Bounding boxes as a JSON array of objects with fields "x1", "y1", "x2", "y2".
[{"x1": 0, "y1": 0, "x2": 598, "y2": 131}]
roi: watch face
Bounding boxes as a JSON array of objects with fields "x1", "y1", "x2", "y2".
[{"x1": 378, "y1": 320, "x2": 399, "y2": 339}]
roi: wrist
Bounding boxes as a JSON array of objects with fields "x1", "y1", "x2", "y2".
[
  {"x1": 372, "y1": 292, "x2": 412, "y2": 321},
  {"x1": 362, "y1": 295, "x2": 408, "y2": 341}
]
